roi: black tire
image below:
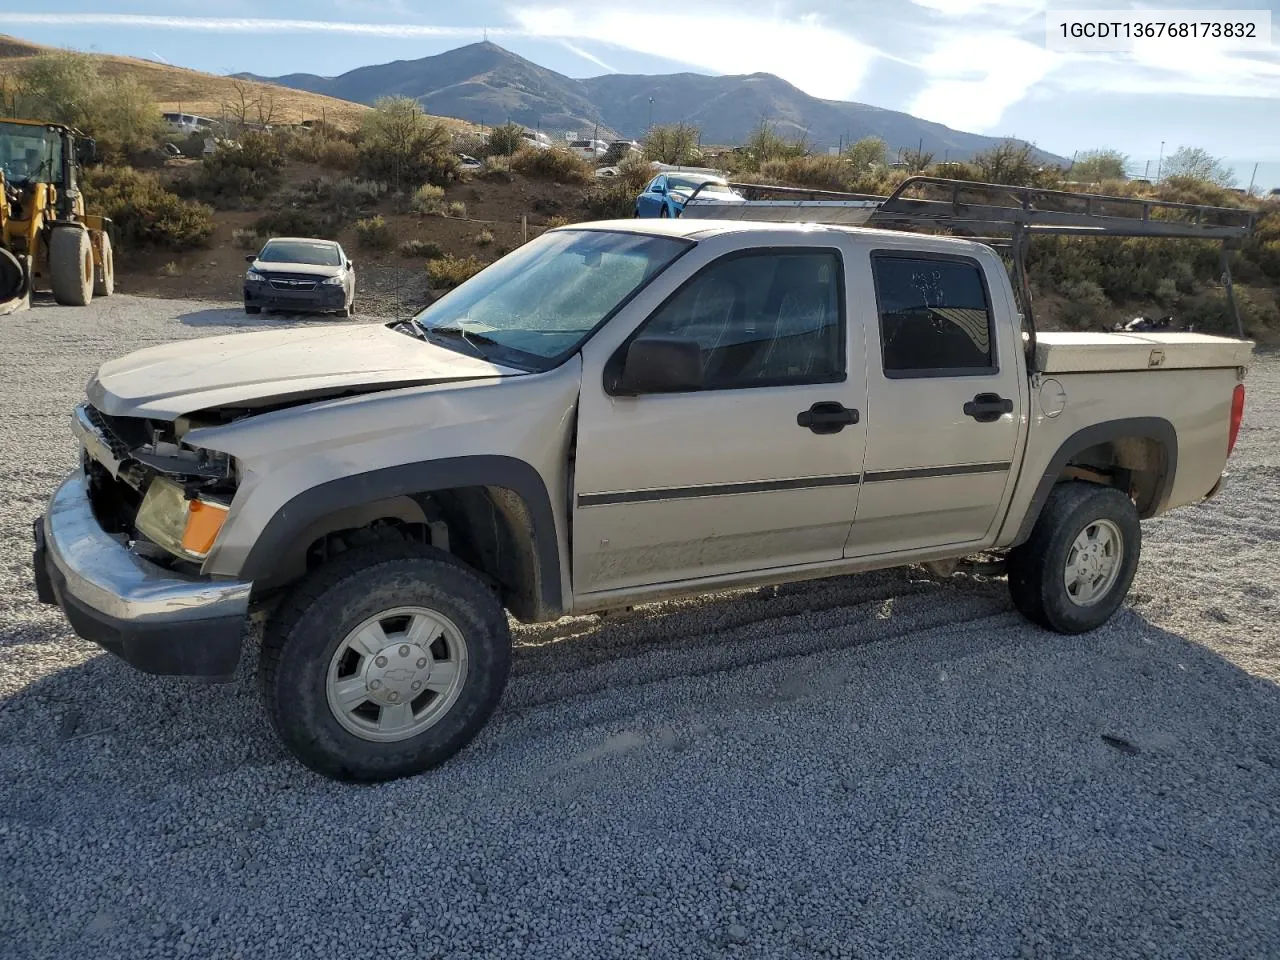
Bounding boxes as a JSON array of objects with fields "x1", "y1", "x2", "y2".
[
  {"x1": 335, "y1": 306, "x2": 350, "y2": 318},
  {"x1": 244, "y1": 304, "x2": 261, "y2": 314},
  {"x1": 50, "y1": 227, "x2": 93, "y2": 306},
  {"x1": 1006, "y1": 482, "x2": 1141, "y2": 634},
  {"x1": 260, "y1": 542, "x2": 511, "y2": 781},
  {"x1": 659, "y1": 205, "x2": 669, "y2": 218},
  {"x1": 92, "y1": 231, "x2": 114, "y2": 297}
]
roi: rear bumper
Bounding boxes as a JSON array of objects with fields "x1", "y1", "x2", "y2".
[{"x1": 34, "y1": 471, "x2": 251, "y2": 679}]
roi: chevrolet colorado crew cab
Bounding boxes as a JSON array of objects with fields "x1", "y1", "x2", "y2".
[{"x1": 33, "y1": 216, "x2": 1252, "y2": 781}]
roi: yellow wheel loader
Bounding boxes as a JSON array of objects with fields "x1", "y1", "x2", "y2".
[{"x1": 0, "y1": 118, "x2": 114, "y2": 316}]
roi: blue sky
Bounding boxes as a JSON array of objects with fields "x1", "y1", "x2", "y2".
[{"x1": 2, "y1": 0, "x2": 1278, "y2": 186}]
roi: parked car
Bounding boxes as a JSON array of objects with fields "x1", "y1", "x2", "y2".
[
  {"x1": 567, "y1": 139, "x2": 609, "y2": 161},
  {"x1": 243, "y1": 237, "x2": 355, "y2": 317},
  {"x1": 456, "y1": 153, "x2": 483, "y2": 171},
  {"x1": 634, "y1": 173, "x2": 744, "y2": 217},
  {"x1": 34, "y1": 202, "x2": 1252, "y2": 782}
]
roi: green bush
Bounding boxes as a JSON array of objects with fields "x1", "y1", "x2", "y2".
[
  {"x1": 410, "y1": 184, "x2": 446, "y2": 215},
  {"x1": 485, "y1": 123, "x2": 526, "y2": 158},
  {"x1": 448, "y1": 201, "x2": 467, "y2": 217},
  {"x1": 427, "y1": 254, "x2": 486, "y2": 288},
  {"x1": 253, "y1": 209, "x2": 339, "y2": 239},
  {"x1": 358, "y1": 96, "x2": 456, "y2": 188},
  {"x1": 510, "y1": 147, "x2": 592, "y2": 184},
  {"x1": 180, "y1": 131, "x2": 284, "y2": 208},
  {"x1": 644, "y1": 123, "x2": 703, "y2": 166},
  {"x1": 354, "y1": 215, "x2": 392, "y2": 249},
  {"x1": 81, "y1": 166, "x2": 214, "y2": 249},
  {"x1": 398, "y1": 238, "x2": 444, "y2": 258},
  {"x1": 1181, "y1": 287, "x2": 1279, "y2": 337},
  {"x1": 757, "y1": 156, "x2": 851, "y2": 192}
]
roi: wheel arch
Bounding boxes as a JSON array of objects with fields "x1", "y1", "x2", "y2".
[
  {"x1": 239, "y1": 456, "x2": 564, "y2": 622},
  {"x1": 1011, "y1": 417, "x2": 1177, "y2": 547}
]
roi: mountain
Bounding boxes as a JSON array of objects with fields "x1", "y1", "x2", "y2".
[
  {"x1": 243, "y1": 42, "x2": 1066, "y2": 163},
  {"x1": 238, "y1": 42, "x2": 614, "y2": 140}
]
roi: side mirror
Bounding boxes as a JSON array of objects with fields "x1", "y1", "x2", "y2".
[
  {"x1": 614, "y1": 336, "x2": 703, "y2": 395},
  {"x1": 347, "y1": 260, "x2": 355, "y2": 269},
  {"x1": 75, "y1": 138, "x2": 97, "y2": 164},
  {"x1": 244, "y1": 254, "x2": 256, "y2": 263}
]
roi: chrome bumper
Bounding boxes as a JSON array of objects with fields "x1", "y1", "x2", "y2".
[{"x1": 35, "y1": 471, "x2": 251, "y2": 677}]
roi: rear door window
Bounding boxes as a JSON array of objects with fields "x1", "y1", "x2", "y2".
[{"x1": 871, "y1": 254, "x2": 996, "y2": 377}]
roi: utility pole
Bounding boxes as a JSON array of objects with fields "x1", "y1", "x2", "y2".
[
  {"x1": 1143, "y1": 159, "x2": 1150, "y2": 179},
  {"x1": 647, "y1": 97, "x2": 654, "y2": 132},
  {"x1": 1248, "y1": 162, "x2": 1259, "y2": 195},
  {"x1": 1156, "y1": 140, "x2": 1165, "y2": 182}
]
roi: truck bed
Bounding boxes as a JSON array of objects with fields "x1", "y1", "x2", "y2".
[{"x1": 1035, "y1": 331, "x2": 1253, "y2": 373}]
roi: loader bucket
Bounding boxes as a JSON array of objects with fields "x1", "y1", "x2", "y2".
[{"x1": 0, "y1": 247, "x2": 29, "y2": 316}]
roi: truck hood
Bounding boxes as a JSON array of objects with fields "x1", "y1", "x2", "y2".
[{"x1": 87, "y1": 322, "x2": 525, "y2": 419}]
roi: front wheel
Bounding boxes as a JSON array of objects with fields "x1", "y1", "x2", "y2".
[
  {"x1": 260, "y1": 542, "x2": 511, "y2": 781},
  {"x1": 1006, "y1": 482, "x2": 1141, "y2": 634}
]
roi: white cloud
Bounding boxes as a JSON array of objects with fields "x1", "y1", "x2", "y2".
[
  {"x1": 507, "y1": 6, "x2": 881, "y2": 99},
  {"x1": 908, "y1": 33, "x2": 1061, "y2": 131},
  {"x1": 909, "y1": 0, "x2": 1044, "y2": 17},
  {"x1": 0, "y1": 13, "x2": 499, "y2": 39}
]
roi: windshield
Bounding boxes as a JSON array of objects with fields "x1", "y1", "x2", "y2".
[
  {"x1": 258, "y1": 240, "x2": 342, "y2": 266},
  {"x1": 667, "y1": 175, "x2": 732, "y2": 195},
  {"x1": 0, "y1": 121, "x2": 62, "y2": 185},
  {"x1": 413, "y1": 229, "x2": 690, "y2": 368}
]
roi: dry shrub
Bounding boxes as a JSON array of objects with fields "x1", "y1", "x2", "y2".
[
  {"x1": 427, "y1": 254, "x2": 486, "y2": 288},
  {"x1": 510, "y1": 147, "x2": 592, "y2": 184}
]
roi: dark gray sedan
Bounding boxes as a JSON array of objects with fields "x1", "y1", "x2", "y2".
[{"x1": 244, "y1": 237, "x2": 356, "y2": 316}]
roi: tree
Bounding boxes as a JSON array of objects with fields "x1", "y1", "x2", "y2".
[
  {"x1": 15, "y1": 51, "x2": 99, "y2": 125},
  {"x1": 93, "y1": 76, "x2": 163, "y2": 158},
  {"x1": 843, "y1": 136, "x2": 887, "y2": 174},
  {"x1": 222, "y1": 80, "x2": 259, "y2": 129},
  {"x1": 485, "y1": 122, "x2": 525, "y2": 157},
  {"x1": 1070, "y1": 148, "x2": 1128, "y2": 182},
  {"x1": 1162, "y1": 146, "x2": 1236, "y2": 187},
  {"x1": 643, "y1": 122, "x2": 701, "y2": 165},
  {"x1": 359, "y1": 96, "x2": 455, "y2": 188},
  {"x1": 972, "y1": 140, "x2": 1054, "y2": 186},
  {"x1": 12, "y1": 52, "x2": 161, "y2": 160},
  {"x1": 254, "y1": 88, "x2": 280, "y2": 128},
  {"x1": 741, "y1": 120, "x2": 805, "y2": 166},
  {"x1": 899, "y1": 146, "x2": 934, "y2": 173}
]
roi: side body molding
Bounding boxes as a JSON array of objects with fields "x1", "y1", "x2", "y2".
[
  {"x1": 238, "y1": 456, "x2": 564, "y2": 618},
  {"x1": 1011, "y1": 417, "x2": 1178, "y2": 546}
]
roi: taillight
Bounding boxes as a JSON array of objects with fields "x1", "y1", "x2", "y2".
[{"x1": 1228, "y1": 383, "x2": 1245, "y2": 457}]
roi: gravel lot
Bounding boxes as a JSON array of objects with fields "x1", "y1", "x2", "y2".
[{"x1": 3, "y1": 295, "x2": 1279, "y2": 960}]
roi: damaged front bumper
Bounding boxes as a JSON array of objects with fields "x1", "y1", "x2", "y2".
[{"x1": 33, "y1": 471, "x2": 251, "y2": 679}]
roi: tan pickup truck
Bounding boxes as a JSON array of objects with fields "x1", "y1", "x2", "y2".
[{"x1": 33, "y1": 178, "x2": 1254, "y2": 781}]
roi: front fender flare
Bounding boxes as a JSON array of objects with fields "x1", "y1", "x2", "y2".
[{"x1": 237, "y1": 455, "x2": 563, "y2": 616}]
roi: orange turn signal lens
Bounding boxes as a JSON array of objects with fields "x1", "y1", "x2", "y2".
[{"x1": 181, "y1": 499, "x2": 230, "y2": 557}]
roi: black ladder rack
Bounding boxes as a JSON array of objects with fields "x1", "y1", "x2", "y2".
[{"x1": 681, "y1": 175, "x2": 1257, "y2": 357}]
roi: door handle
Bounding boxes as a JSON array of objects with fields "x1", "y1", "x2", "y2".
[
  {"x1": 797, "y1": 401, "x2": 860, "y2": 434},
  {"x1": 963, "y1": 392, "x2": 1014, "y2": 423}
]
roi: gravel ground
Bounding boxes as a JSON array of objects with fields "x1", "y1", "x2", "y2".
[{"x1": 2, "y1": 295, "x2": 1279, "y2": 960}]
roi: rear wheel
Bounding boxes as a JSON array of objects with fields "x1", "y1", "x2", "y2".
[
  {"x1": 92, "y1": 232, "x2": 115, "y2": 297},
  {"x1": 244, "y1": 304, "x2": 261, "y2": 315},
  {"x1": 1007, "y1": 482, "x2": 1141, "y2": 634},
  {"x1": 50, "y1": 227, "x2": 93, "y2": 306},
  {"x1": 260, "y1": 542, "x2": 511, "y2": 781}
]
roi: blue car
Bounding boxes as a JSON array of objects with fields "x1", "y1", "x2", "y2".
[{"x1": 634, "y1": 173, "x2": 743, "y2": 218}]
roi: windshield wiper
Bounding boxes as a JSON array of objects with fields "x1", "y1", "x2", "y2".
[{"x1": 416, "y1": 322, "x2": 500, "y2": 359}]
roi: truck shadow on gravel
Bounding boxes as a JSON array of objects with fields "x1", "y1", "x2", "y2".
[
  {"x1": 4, "y1": 569, "x2": 1280, "y2": 957},
  {"x1": 176, "y1": 306, "x2": 303, "y2": 329}
]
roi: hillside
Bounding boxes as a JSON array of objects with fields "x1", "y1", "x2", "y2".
[
  {"x1": 0, "y1": 34, "x2": 376, "y2": 130},
  {"x1": 240, "y1": 42, "x2": 611, "y2": 138},
  {"x1": 244, "y1": 41, "x2": 1066, "y2": 162}
]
